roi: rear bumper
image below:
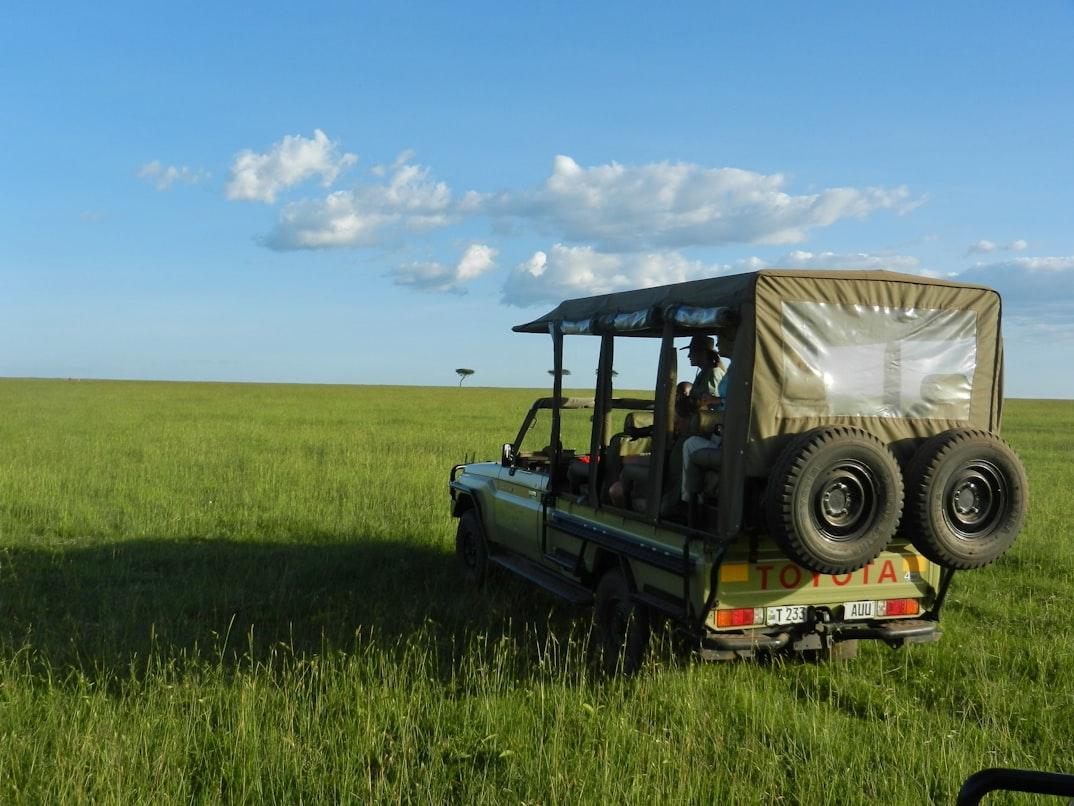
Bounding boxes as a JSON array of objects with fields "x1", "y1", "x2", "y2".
[
  {"x1": 699, "y1": 617, "x2": 940, "y2": 660},
  {"x1": 826, "y1": 618, "x2": 941, "y2": 647}
]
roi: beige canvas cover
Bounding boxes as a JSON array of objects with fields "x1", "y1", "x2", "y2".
[
  {"x1": 745, "y1": 270, "x2": 1002, "y2": 474},
  {"x1": 515, "y1": 268, "x2": 1004, "y2": 481}
]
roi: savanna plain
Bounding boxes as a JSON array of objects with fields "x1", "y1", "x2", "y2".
[{"x1": 0, "y1": 378, "x2": 1070, "y2": 804}]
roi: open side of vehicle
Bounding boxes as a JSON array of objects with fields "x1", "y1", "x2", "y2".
[{"x1": 449, "y1": 269, "x2": 1028, "y2": 669}]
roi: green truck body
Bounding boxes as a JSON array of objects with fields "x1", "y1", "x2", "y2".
[{"x1": 449, "y1": 269, "x2": 1026, "y2": 667}]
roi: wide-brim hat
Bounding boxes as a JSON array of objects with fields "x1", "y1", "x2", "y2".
[{"x1": 680, "y1": 335, "x2": 716, "y2": 352}]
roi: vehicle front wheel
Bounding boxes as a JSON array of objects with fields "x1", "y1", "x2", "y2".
[
  {"x1": 455, "y1": 510, "x2": 489, "y2": 587},
  {"x1": 592, "y1": 569, "x2": 649, "y2": 675}
]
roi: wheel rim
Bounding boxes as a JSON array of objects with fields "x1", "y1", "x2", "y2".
[
  {"x1": 809, "y1": 460, "x2": 879, "y2": 541},
  {"x1": 943, "y1": 460, "x2": 1007, "y2": 539}
]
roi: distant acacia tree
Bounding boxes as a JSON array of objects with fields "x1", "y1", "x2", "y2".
[
  {"x1": 455, "y1": 368, "x2": 475, "y2": 386},
  {"x1": 595, "y1": 369, "x2": 619, "y2": 377},
  {"x1": 548, "y1": 369, "x2": 571, "y2": 377}
]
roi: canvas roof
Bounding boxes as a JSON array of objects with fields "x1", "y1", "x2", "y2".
[{"x1": 513, "y1": 268, "x2": 997, "y2": 335}]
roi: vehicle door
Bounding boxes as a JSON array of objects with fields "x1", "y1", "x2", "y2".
[
  {"x1": 491, "y1": 405, "x2": 552, "y2": 560},
  {"x1": 493, "y1": 462, "x2": 548, "y2": 560}
]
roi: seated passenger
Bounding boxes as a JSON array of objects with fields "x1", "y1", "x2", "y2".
[
  {"x1": 608, "y1": 384, "x2": 693, "y2": 508},
  {"x1": 681, "y1": 357, "x2": 731, "y2": 503},
  {"x1": 681, "y1": 335, "x2": 725, "y2": 410}
]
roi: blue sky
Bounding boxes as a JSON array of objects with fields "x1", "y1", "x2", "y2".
[{"x1": 2, "y1": 1, "x2": 1073, "y2": 397}]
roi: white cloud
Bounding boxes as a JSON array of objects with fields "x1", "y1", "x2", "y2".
[
  {"x1": 956, "y1": 256, "x2": 1074, "y2": 339},
  {"x1": 391, "y1": 243, "x2": 498, "y2": 294},
  {"x1": 958, "y1": 256, "x2": 1074, "y2": 301},
  {"x1": 967, "y1": 239, "x2": 997, "y2": 255},
  {"x1": 137, "y1": 160, "x2": 208, "y2": 191},
  {"x1": 774, "y1": 249, "x2": 921, "y2": 271},
  {"x1": 262, "y1": 160, "x2": 461, "y2": 249},
  {"x1": 372, "y1": 149, "x2": 417, "y2": 177},
  {"x1": 966, "y1": 238, "x2": 1028, "y2": 256},
  {"x1": 500, "y1": 246, "x2": 944, "y2": 308},
  {"x1": 225, "y1": 129, "x2": 357, "y2": 203},
  {"x1": 502, "y1": 244, "x2": 740, "y2": 307},
  {"x1": 492, "y1": 155, "x2": 921, "y2": 251}
]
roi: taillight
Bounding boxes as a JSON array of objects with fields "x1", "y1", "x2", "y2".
[
  {"x1": 877, "y1": 598, "x2": 919, "y2": 616},
  {"x1": 715, "y1": 607, "x2": 765, "y2": 628}
]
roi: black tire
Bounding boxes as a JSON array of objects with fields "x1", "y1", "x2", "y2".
[
  {"x1": 904, "y1": 429, "x2": 1028, "y2": 569},
  {"x1": 592, "y1": 569, "x2": 649, "y2": 675},
  {"x1": 767, "y1": 426, "x2": 903, "y2": 574},
  {"x1": 455, "y1": 510, "x2": 489, "y2": 586}
]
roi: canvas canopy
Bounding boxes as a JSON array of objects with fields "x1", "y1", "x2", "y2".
[
  {"x1": 515, "y1": 269, "x2": 1005, "y2": 482},
  {"x1": 513, "y1": 270, "x2": 757, "y2": 335}
]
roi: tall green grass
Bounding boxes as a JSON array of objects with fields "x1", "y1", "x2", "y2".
[{"x1": 0, "y1": 379, "x2": 1070, "y2": 803}]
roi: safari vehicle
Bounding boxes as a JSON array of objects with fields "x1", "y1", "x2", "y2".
[{"x1": 449, "y1": 269, "x2": 1028, "y2": 670}]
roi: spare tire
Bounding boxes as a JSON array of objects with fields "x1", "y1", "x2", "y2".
[
  {"x1": 904, "y1": 429, "x2": 1028, "y2": 569},
  {"x1": 767, "y1": 427, "x2": 903, "y2": 574}
]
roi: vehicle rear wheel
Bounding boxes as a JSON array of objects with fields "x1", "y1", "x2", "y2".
[
  {"x1": 455, "y1": 510, "x2": 489, "y2": 586},
  {"x1": 904, "y1": 429, "x2": 1028, "y2": 569},
  {"x1": 767, "y1": 427, "x2": 903, "y2": 574},
  {"x1": 592, "y1": 569, "x2": 649, "y2": 675}
]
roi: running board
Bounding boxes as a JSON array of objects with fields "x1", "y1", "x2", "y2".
[{"x1": 489, "y1": 552, "x2": 594, "y2": 606}]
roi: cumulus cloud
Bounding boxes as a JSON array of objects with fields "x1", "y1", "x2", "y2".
[
  {"x1": 955, "y1": 256, "x2": 1074, "y2": 340},
  {"x1": 491, "y1": 155, "x2": 921, "y2": 251},
  {"x1": 225, "y1": 129, "x2": 357, "y2": 203},
  {"x1": 137, "y1": 160, "x2": 208, "y2": 191},
  {"x1": 966, "y1": 238, "x2": 1028, "y2": 256},
  {"x1": 499, "y1": 244, "x2": 934, "y2": 307},
  {"x1": 391, "y1": 243, "x2": 498, "y2": 294},
  {"x1": 372, "y1": 149, "x2": 417, "y2": 177},
  {"x1": 958, "y1": 256, "x2": 1074, "y2": 302},
  {"x1": 261, "y1": 160, "x2": 472, "y2": 250},
  {"x1": 772, "y1": 249, "x2": 921, "y2": 272},
  {"x1": 502, "y1": 244, "x2": 746, "y2": 307}
]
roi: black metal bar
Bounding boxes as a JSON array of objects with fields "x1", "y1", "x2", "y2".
[
  {"x1": 957, "y1": 767, "x2": 1074, "y2": 806},
  {"x1": 511, "y1": 403, "x2": 539, "y2": 454},
  {"x1": 646, "y1": 319, "x2": 676, "y2": 522},
  {"x1": 547, "y1": 511, "x2": 696, "y2": 575},
  {"x1": 588, "y1": 335, "x2": 614, "y2": 506},
  {"x1": 549, "y1": 322, "x2": 564, "y2": 488},
  {"x1": 927, "y1": 566, "x2": 956, "y2": 620}
]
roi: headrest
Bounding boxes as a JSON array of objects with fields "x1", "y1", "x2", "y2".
[{"x1": 623, "y1": 411, "x2": 654, "y2": 436}]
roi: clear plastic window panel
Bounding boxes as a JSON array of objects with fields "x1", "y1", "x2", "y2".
[{"x1": 780, "y1": 301, "x2": 977, "y2": 419}]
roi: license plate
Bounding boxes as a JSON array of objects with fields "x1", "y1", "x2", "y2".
[
  {"x1": 767, "y1": 605, "x2": 808, "y2": 625},
  {"x1": 844, "y1": 600, "x2": 876, "y2": 620}
]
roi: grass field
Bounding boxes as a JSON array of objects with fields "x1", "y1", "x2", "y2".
[{"x1": 0, "y1": 378, "x2": 1071, "y2": 804}]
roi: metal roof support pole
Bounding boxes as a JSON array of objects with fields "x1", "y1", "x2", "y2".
[
  {"x1": 549, "y1": 321, "x2": 564, "y2": 489},
  {"x1": 589, "y1": 334, "x2": 614, "y2": 506},
  {"x1": 646, "y1": 319, "x2": 677, "y2": 522}
]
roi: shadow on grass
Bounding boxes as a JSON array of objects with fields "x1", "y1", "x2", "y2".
[{"x1": 0, "y1": 535, "x2": 589, "y2": 682}]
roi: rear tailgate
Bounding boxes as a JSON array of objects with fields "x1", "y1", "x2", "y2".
[{"x1": 707, "y1": 538, "x2": 941, "y2": 631}]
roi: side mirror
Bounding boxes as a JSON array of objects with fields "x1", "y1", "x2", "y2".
[{"x1": 501, "y1": 443, "x2": 515, "y2": 467}]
